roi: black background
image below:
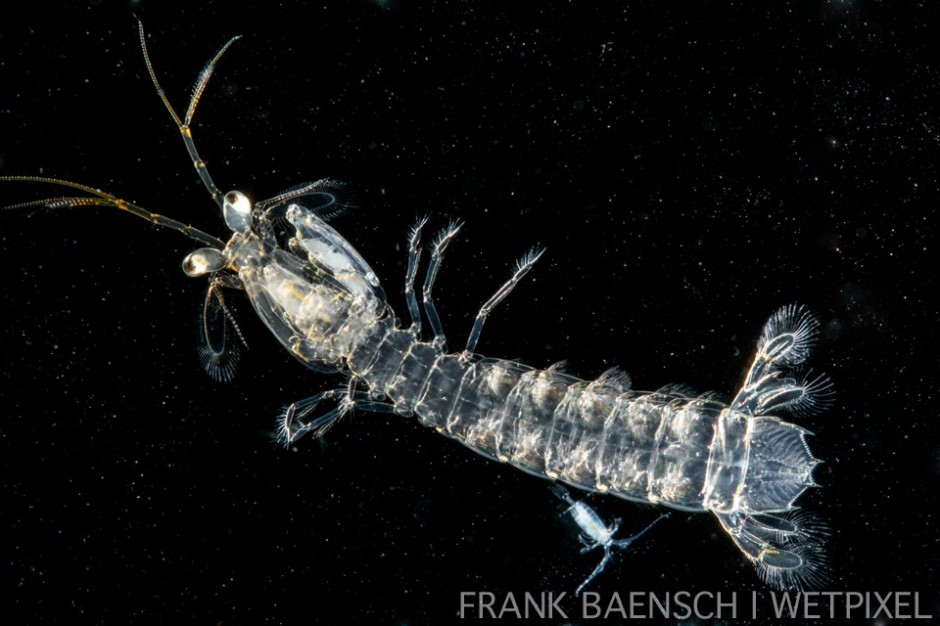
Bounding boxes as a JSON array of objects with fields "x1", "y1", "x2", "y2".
[{"x1": 1, "y1": 1, "x2": 937, "y2": 624}]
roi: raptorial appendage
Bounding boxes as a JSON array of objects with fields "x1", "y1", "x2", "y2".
[{"x1": 707, "y1": 305, "x2": 831, "y2": 590}]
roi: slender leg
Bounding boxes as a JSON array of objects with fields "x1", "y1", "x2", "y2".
[
  {"x1": 464, "y1": 245, "x2": 545, "y2": 355},
  {"x1": 277, "y1": 387, "x2": 399, "y2": 445},
  {"x1": 404, "y1": 216, "x2": 430, "y2": 335},
  {"x1": 352, "y1": 400, "x2": 401, "y2": 414},
  {"x1": 612, "y1": 514, "x2": 668, "y2": 549},
  {"x1": 422, "y1": 220, "x2": 463, "y2": 350},
  {"x1": 278, "y1": 389, "x2": 348, "y2": 444},
  {"x1": 576, "y1": 549, "x2": 613, "y2": 596}
]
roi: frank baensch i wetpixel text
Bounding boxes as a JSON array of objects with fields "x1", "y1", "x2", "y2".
[{"x1": 458, "y1": 590, "x2": 935, "y2": 620}]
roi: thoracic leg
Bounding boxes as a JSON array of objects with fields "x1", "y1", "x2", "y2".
[
  {"x1": 464, "y1": 245, "x2": 545, "y2": 355},
  {"x1": 277, "y1": 387, "x2": 399, "y2": 445},
  {"x1": 422, "y1": 220, "x2": 463, "y2": 350},
  {"x1": 277, "y1": 389, "x2": 349, "y2": 444},
  {"x1": 404, "y1": 216, "x2": 429, "y2": 334}
]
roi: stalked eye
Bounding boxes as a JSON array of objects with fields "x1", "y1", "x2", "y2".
[
  {"x1": 223, "y1": 190, "x2": 253, "y2": 233},
  {"x1": 183, "y1": 247, "x2": 226, "y2": 277}
]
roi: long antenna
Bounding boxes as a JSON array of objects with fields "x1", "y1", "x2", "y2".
[
  {"x1": 137, "y1": 18, "x2": 241, "y2": 209},
  {"x1": 2, "y1": 22, "x2": 242, "y2": 248},
  {"x1": 0, "y1": 175, "x2": 226, "y2": 249}
]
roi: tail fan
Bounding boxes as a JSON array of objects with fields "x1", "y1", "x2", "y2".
[
  {"x1": 731, "y1": 305, "x2": 833, "y2": 418},
  {"x1": 713, "y1": 509, "x2": 828, "y2": 590},
  {"x1": 711, "y1": 305, "x2": 830, "y2": 590}
]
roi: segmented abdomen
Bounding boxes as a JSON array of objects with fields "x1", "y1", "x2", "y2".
[
  {"x1": 444, "y1": 359, "x2": 721, "y2": 511},
  {"x1": 356, "y1": 332, "x2": 721, "y2": 511}
]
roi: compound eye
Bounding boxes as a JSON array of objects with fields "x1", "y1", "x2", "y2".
[
  {"x1": 223, "y1": 190, "x2": 253, "y2": 233},
  {"x1": 183, "y1": 248, "x2": 226, "y2": 277}
]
